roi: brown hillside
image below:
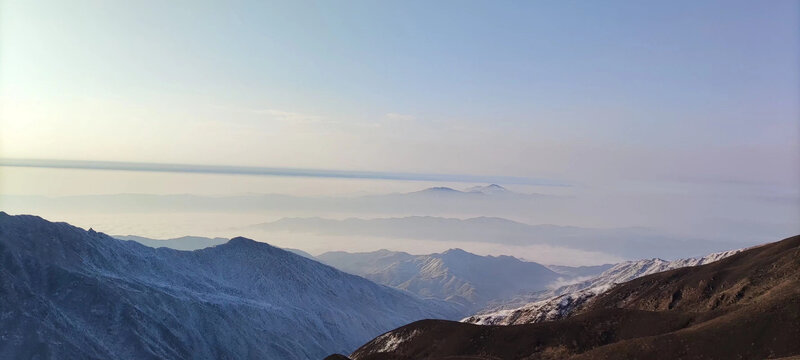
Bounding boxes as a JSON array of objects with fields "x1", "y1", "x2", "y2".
[{"x1": 341, "y1": 235, "x2": 800, "y2": 360}]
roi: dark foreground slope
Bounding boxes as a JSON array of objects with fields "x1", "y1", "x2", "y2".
[
  {"x1": 0, "y1": 213, "x2": 459, "y2": 360},
  {"x1": 343, "y1": 235, "x2": 800, "y2": 360}
]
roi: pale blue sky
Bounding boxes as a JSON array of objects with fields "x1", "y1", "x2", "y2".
[
  {"x1": 1, "y1": 0, "x2": 798, "y2": 186},
  {"x1": 0, "y1": 0, "x2": 798, "y2": 259}
]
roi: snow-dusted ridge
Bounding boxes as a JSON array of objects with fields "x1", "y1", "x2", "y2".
[
  {"x1": 0, "y1": 212, "x2": 460, "y2": 360},
  {"x1": 318, "y1": 247, "x2": 560, "y2": 313},
  {"x1": 463, "y1": 248, "x2": 745, "y2": 325}
]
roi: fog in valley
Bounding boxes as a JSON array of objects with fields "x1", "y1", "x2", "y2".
[{"x1": 2, "y1": 164, "x2": 795, "y2": 266}]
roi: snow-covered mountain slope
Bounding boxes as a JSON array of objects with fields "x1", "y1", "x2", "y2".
[
  {"x1": 463, "y1": 248, "x2": 744, "y2": 325},
  {"x1": 318, "y1": 248, "x2": 560, "y2": 312},
  {"x1": 344, "y1": 236, "x2": 800, "y2": 360},
  {"x1": 0, "y1": 212, "x2": 460, "y2": 360}
]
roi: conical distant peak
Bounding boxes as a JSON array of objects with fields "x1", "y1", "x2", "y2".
[
  {"x1": 465, "y1": 184, "x2": 508, "y2": 194},
  {"x1": 441, "y1": 248, "x2": 470, "y2": 256},
  {"x1": 426, "y1": 187, "x2": 458, "y2": 192},
  {"x1": 227, "y1": 237, "x2": 259, "y2": 246}
]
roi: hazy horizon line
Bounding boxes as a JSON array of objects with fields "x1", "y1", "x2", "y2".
[{"x1": 0, "y1": 158, "x2": 570, "y2": 186}]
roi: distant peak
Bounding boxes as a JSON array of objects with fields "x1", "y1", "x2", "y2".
[
  {"x1": 466, "y1": 216, "x2": 515, "y2": 223},
  {"x1": 465, "y1": 184, "x2": 508, "y2": 194},
  {"x1": 226, "y1": 237, "x2": 259, "y2": 247},
  {"x1": 424, "y1": 186, "x2": 459, "y2": 192},
  {"x1": 441, "y1": 248, "x2": 470, "y2": 256}
]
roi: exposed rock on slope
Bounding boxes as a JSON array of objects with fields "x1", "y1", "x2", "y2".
[
  {"x1": 465, "y1": 248, "x2": 743, "y2": 325},
  {"x1": 341, "y1": 235, "x2": 800, "y2": 360}
]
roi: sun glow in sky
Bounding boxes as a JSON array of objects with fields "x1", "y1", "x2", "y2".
[
  {"x1": 1, "y1": 0, "x2": 798, "y2": 185},
  {"x1": 0, "y1": 1, "x2": 798, "y2": 262}
]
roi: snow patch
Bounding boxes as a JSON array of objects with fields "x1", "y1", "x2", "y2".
[
  {"x1": 463, "y1": 247, "x2": 744, "y2": 325},
  {"x1": 374, "y1": 329, "x2": 421, "y2": 353}
]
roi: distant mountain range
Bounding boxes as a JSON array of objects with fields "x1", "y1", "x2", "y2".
[
  {"x1": 0, "y1": 212, "x2": 459, "y2": 360},
  {"x1": 464, "y1": 248, "x2": 744, "y2": 325},
  {"x1": 251, "y1": 215, "x2": 737, "y2": 259},
  {"x1": 318, "y1": 249, "x2": 560, "y2": 312},
  {"x1": 464, "y1": 184, "x2": 510, "y2": 195},
  {"x1": 5, "y1": 186, "x2": 794, "y2": 251},
  {"x1": 119, "y1": 234, "x2": 603, "y2": 314},
  {"x1": 547, "y1": 264, "x2": 614, "y2": 278},
  {"x1": 0, "y1": 184, "x2": 561, "y2": 218},
  {"x1": 339, "y1": 235, "x2": 800, "y2": 360},
  {"x1": 114, "y1": 234, "x2": 229, "y2": 250},
  {"x1": 114, "y1": 234, "x2": 315, "y2": 258},
  {"x1": 408, "y1": 184, "x2": 524, "y2": 197}
]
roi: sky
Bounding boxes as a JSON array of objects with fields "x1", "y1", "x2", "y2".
[
  {"x1": 0, "y1": 1, "x2": 798, "y2": 263},
  {"x1": 1, "y1": 0, "x2": 798, "y2": 184}
]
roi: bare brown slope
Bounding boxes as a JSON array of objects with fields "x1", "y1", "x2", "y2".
[
  {"x1": 569, "y1": 234, "x2": 800, "y2": 359},
  {"x1": 344, "y1": 235, "x2": 800, "y2": 360}
]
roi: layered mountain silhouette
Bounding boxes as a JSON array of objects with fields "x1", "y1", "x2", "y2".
[
  {"x1": 113, "y1": 234, "x2": 229, "y2": 250},
  {"x1": 318, "y1": 248, "x2": 560, "y2": 312},
  {"x1": 114, "y1": 234, "x2": 315, "y2": 258},
  {"x1": 1, "y1": 185, "x2": 550, "y2": 216},
  {"x1": 254, "y1": 216, "x2": 738, "y2": 259},
  {"x1": 336, "y1": 234, "x2": 800, "y2": 360},
  {"x1": 0, "y1": 212, "x2": 460, "y2": 360}
]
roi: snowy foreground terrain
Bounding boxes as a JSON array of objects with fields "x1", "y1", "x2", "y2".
[
  {"x1": 463, "y1": 248, "x2": 744, "y2": 325},
  {"x1": 0, "y1": 212, "x2": 460, "y2": 359},
  {"x1": 344, "y1": 235, "x2": 800, "y2": 360}
]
